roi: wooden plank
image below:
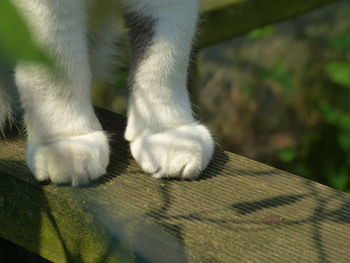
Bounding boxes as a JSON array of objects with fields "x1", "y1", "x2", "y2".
[
  {"x1": 1, "y1": 107, "x2": 350, "y2": 262},
  {"x1": 201, "y1": 0, "x2": 245, "y2": 12},
  {"x1": 199, "y1": 0, "x2": 343, "y2": 47}
]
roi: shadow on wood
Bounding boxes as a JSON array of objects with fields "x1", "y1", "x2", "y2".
[{"x1": 1, "y1": 107, "x2": 350, "y2": 262}]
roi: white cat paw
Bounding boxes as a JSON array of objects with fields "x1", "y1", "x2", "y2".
[
  {"x1": 129, "y1": 124, "x2": 214, "y2": 179},
  {"x1": 27, "y1": 131, "x2": 110, "y2": 186}
]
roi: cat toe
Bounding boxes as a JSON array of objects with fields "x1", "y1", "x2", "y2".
[
  {"x1": 27, "y1": 131, "x2": 110, "y2": 186},
  {"x1": 129, "y1": 123, "x2": 214, "y2": 179}
]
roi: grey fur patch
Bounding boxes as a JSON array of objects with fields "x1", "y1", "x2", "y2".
[{"x1": 125, "y1": 12, "x2": 156, "y2": 69}]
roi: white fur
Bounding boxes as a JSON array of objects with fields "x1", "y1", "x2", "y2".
[
  {"x1": 27, "y1": 131, "x2": 109, "y2": 186},
  {"x1": 10, "y1": 0, "x2": 110, "y2": 186},
  {"x1": 0, "y1": 0, "x2": 214, "y2": 185},
  {"x1": 124, "y1": 0, "x2": 199, "y2": 139},
  {"x1": 123, "y1": 0, "x2": 213, "y2": 178},
  {"x1": 130, "y1": 123, "x2": 213, "y2": 179}
]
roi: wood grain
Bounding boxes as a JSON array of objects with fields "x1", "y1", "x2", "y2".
[{"x1": 1, "y1": 107, "x2": 350, "y2": 262}]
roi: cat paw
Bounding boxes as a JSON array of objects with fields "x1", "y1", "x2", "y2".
[
  {"x1": 129, "y1": 124, "x2": 214, "y2": 179},
  {"x1": 27, "y1": 131, "x2": 110, "y2": 186}
]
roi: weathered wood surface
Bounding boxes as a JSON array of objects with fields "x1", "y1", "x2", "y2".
[
  {"x1": 1, "y1": 107, "x2": 350, "y2": 262},
  {"x1": 199, "y1": 0, "x2": 343, "y2": 47}
]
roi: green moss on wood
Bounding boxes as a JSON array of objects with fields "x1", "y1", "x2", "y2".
[{"x1": 1, "y1": 108, "x2": 350, "y2": 262}]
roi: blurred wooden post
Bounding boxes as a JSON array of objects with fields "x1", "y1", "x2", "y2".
[{"x1": 199, "y1": 0, "x2": 343, "y2": 47}]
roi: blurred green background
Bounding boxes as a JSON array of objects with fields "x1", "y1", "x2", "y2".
[
  {"x1": 195, "y1": 0, "x2": 350, "y2": 192},
  {"x1": 93, "y1": 1, "x2": 350, "y2": 193}
]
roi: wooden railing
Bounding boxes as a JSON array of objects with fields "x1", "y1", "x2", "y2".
[
  {"x1": 199, "y1": 0, "x2": 342, "y2": 46},
  {"x1": 1, "y1": 1, "x2": 349, "y2": 262},
  {"x1": 1, "y1": 107, "x2": 350, "y2": 262}
]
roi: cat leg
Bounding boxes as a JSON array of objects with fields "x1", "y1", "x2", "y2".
[
  {"x1": 12, "y1": 0, "x2": 109, "y2": 186},
  {"x1": 123, "y1": 0, "x2": 214, "y2": 179}
]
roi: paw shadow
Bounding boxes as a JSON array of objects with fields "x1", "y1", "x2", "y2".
[
  {"x1": 137, "y1": 145, "x2": 229, "y2": 183},
  {"x1": 87, "y1": 108, "x2": 130, "y2": 187},
  {"x1": 194, "y1": 145, "x2": 229, "y2": 181}
]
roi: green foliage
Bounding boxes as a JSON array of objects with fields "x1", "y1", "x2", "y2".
[
  {"x1": 278, "y1": 148, "x2": 296, "y2": 163},
  {"x1": 328, "y1": 33, "x2": 350, "y2": 50},
  {"x1": 338, "y1": 131, "x2": 350, "y2": 152},
  {"x1": 248, "y1": 25, "x2": 276, "y2": 40},
  {"x1": 328, "y1": 172, "x2": 350, "y2": 191},
  {"x1": 225, "y1": 4, "x2": 350, "y2": 193},
  {"x1": 345, "y1": 6, "x2": 350, "y2": 17},
  {"x1": 0, "y1": 0, "x2": 51, "y2": 67},
  {"x1": 320, "y1": 103, "x2": 350, "y2": 131},
  {"x1": 325, "y1": 62, "x2": 350, "y2": 88},
  {"x1": 301, "y1": 59, "x2": 350, "y2": 190},
  {"x1": 261, "y1": 62, "x2": 295, "y2": 92}
]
